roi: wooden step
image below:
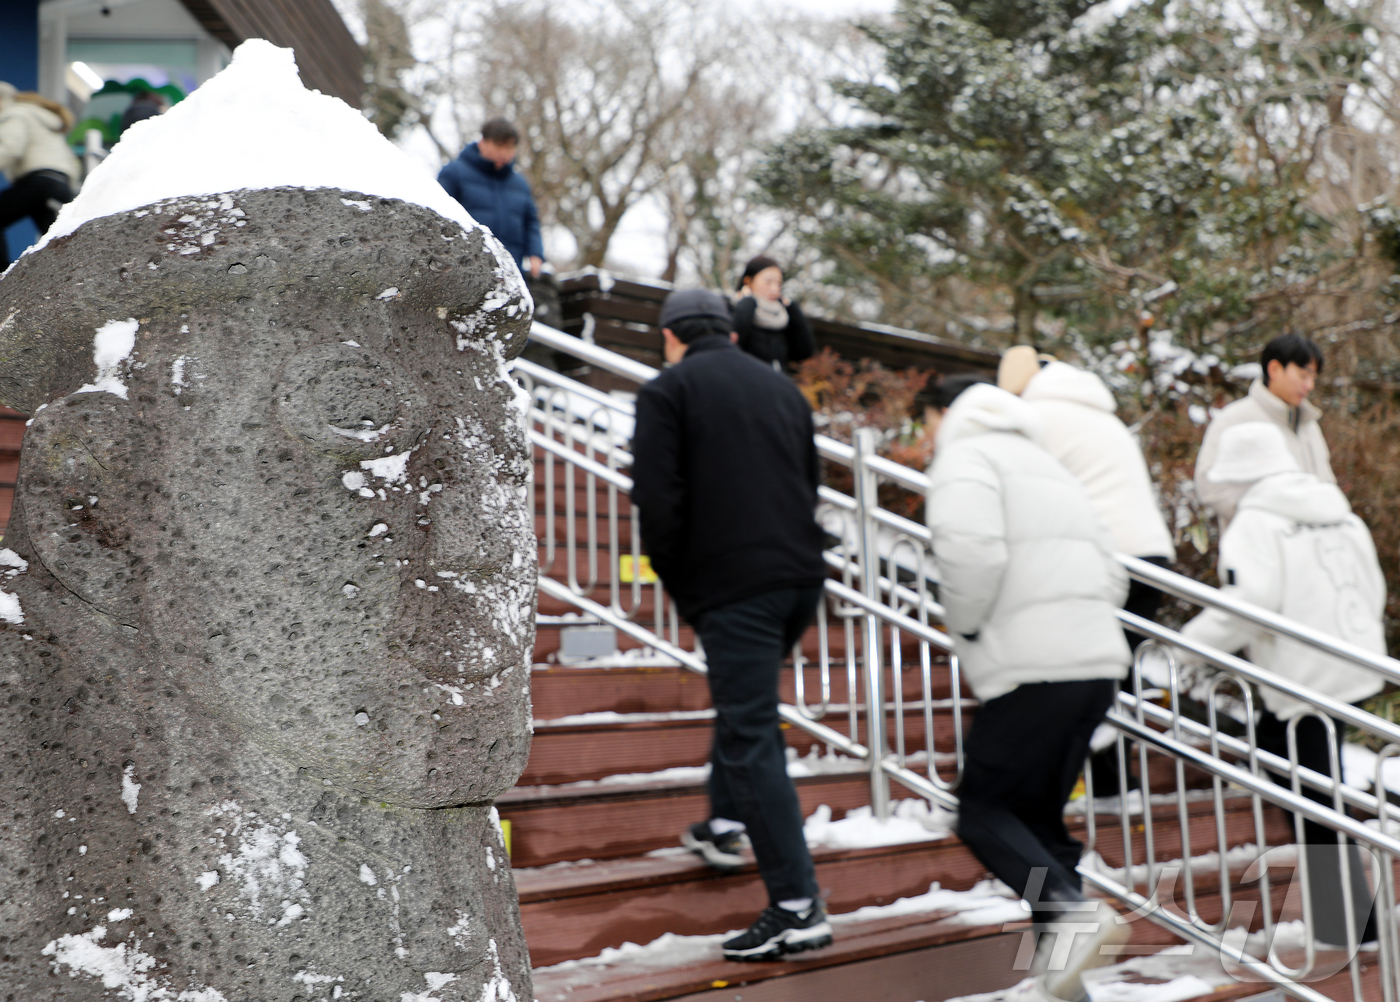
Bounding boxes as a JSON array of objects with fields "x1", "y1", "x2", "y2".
[
  {"x1": 514, "y1": 793, "x2": 1275, "y2": 966},
  {"x1": 531, "y1": 908, "x2": 1027, "y2": 1002},
  {"x1": 516, "y1": 837, "x2": 990, "y2": 967},
  {"x1": 525, "y1": 839, "x2": 1312, "y2": 1002},
  {"x1": 528, "y1": 664, "x2": 952, "y2": 719},
  {"x1": 501, "y1": 769, "x2": 902, "y2": 869},
  {"x1": 519, "y1": 708, "x2": 966, "y2": 786}
]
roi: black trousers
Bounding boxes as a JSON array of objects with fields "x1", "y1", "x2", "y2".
[
  {"x1": 0, "y1": 169, "x2": 75, "y2": 269},
  {"x1": 1089, "y1": 555, "x2": 1170, "y2": 795},
  {"x1": 957, "y1": 679, "x2": 1118, "y2": 910},
  {"x1": 697, "y1": 584, "x2": 823, "y2": 904},
  {"x1": 1256, "y1": 709, "x2": 1377, "y2": 945}
]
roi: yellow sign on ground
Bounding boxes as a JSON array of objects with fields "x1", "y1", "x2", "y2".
[
  {"x1": 619, "y1": 554, "x2": 658, "y2": 585},
  {"x1": 500, "y1": 818, "x2": 512, "y2": 857}
]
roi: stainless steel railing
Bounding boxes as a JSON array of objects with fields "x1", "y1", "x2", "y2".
[{"x1": 514, "y1": 320, "x2": 1400, "y2": 1002}]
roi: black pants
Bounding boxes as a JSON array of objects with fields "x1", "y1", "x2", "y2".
[
  {"x1": 697, "y1": 584, "x2": 823, "y2": 904},
  {"x1": 957, "y1": 679, "x2": 1118, "y2": 910},
  {"x1": 0, "y1": 169, "x2": 75, "y2": 269},
  {"x1": 1089, "y1": 555, "x2": 1170, "y2": 795},
  {"x1": 1256, "y1": 709, "x2": 1377, "y2": 945}
]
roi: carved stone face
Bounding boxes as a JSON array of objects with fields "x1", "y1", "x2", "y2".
[{"x1": 4, "y1": 188, "x2": 536, "y2": 808}]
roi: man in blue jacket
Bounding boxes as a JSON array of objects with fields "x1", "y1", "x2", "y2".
[{"x1": 437, "y1": 118, "x2": 544, "y2": 278}]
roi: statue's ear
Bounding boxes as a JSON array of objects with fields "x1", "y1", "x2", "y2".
[{"x1": 20, "y1": 393, "x2": 153, "y2": 626}]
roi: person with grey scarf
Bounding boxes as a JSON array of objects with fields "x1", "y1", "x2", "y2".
[{"x1": 732, "y1": 255, "x2": 815, "y2": 372}]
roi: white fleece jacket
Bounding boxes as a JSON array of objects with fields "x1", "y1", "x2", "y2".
[
  {"x1": 1181, "y1": 471, "x2": 1385, "y2": 719},
  {"x1": 927, "y1": 384, "x2": 1130, "y2": 702},
  {"x1": 1021, "y1": 361, "x2": 1174, "y2": 559}
]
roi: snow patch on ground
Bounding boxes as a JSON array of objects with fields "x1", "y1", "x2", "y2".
[
  {"x1": 803, "y1": 797, "x2": 956, "y2": 849},
  {"x1": 536, "y1": 878, "x2": 1023, "y2": 977},
  {"x1": 75, "y1": 319, "x2": 139, "y2": 399},
  {"x1": 534, "y1": 709, "x2": 714, "y2": 727},
  {"x1": 1341, "y1": 741, "x2": 1400, "y2": 792},
  {"x1": 34, "y1": 39, "x2": 524, "y2": 304}
]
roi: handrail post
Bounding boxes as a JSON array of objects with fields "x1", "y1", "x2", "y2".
[{"x1": 853, "y1": 428, "x2": 890, "y2": 820}]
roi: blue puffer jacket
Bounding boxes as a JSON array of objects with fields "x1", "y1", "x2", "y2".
[{"x1": 437, "y1": 142, "x2": 545, "y2": 268}]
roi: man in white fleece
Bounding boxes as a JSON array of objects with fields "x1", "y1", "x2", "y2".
[
  {"x1": 926, "y1": 376, "x2": 1131, "y2": 1002},
  {"x1": 1181, "y1": 421, "x2": 1383, "y2": 950}
]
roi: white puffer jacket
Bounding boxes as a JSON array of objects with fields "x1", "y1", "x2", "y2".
[
  {"x1": 927, "y1": 384, "x2": 1130, "y2": 702},
  {"x1": 0, "y1": 95, "x2": 80, "y2": 183},
  {"x1": 1021, "y1": 361, "x2": 1174, "y2": 560},
  {"x1": 1181, "y1": 472, "x2": 1385, "y2": 719}
]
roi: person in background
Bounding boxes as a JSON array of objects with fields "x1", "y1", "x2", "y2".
[
  {"x1": 925, "y1": 376, "x2": 1131, "y2": 1002},
  {"x1": 0, "y1": 82, "x2": 79, "y2": 271},
  {"x1": 732, "y1": 255, "x2": 815, "y2": 372},
  {"x1": 1194, "y1": 333, "x2": 1332, "y2": 530},
  {"x1": 999, "y1": 346, "x2": 1176, "y2": 793},
  {"x1": 119, "y1": 89, "x2": 166, "y2": 136},
  {"x1": 631, "y1": 289, "x2": 831, "y2": 963},
  {"x1": 437, "y1": 117, "x2": 544, "y2": 281},
  {"x1": 1180, "y1": 421, "x2": 1383, "y2": 950}
]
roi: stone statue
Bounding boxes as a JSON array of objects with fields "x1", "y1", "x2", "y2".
[{"x1": 0, "y1": 186, "x2": 536, "y2": 1001}]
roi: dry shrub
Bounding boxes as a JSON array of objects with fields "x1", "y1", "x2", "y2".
[
  {"x1": 795, "y1": 348, "x2": 937, "y2": 520},
  {"x1": 1133, "y1": 403, "x2": 1223, "y2": 631}
]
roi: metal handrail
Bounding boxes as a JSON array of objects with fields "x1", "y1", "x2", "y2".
[
  {"x1": 517, "y1": 322, "x2": 1400, "y2": 1001},
  {"x1": 528, "y1": 321, "x2": 1400, "y2": 679}
]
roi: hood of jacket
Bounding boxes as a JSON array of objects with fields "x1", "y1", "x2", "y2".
[
  {"x1": 1238, "y1": 470, "x2": 1351, "y2": 524},
  {"x1": 459, "y1": 142, "x2": 514, "y2": 179},
  {"x1": 937, "y1": 383, "x2": 1044, "y2": 451},
  {"x1": 1021, "y1": 360, "x2": 1117, "y2": 414}
]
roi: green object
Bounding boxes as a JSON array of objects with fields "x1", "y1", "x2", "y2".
[
  {"x1": 92, "y1": 77, "x2": 185, "y2": 107},
  {"x1": 69, "y1": 79, "x2": 186, "y2": 146}
]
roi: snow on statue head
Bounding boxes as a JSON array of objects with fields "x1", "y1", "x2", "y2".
[{"x1": 0, "y1": 41, "x2": 534, "y2": 1002}]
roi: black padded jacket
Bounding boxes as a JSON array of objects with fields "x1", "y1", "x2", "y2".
[
  {"x1": 631, "y1": 335, "x2": 827, "y2": 621},
  {"x1": 731, "y1": 297, "x2": 816, "y2": 370}
]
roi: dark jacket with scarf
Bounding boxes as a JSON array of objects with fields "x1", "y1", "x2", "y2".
[
  {"x1": 436, "y1": 142, "x2": 545, "y2": 268},
  {"x1": 732, "y1": 296, "x2": 816, "y2": 369},
  {"x1": 631, "y1": 335, "x2": 827, "y2": 621}
]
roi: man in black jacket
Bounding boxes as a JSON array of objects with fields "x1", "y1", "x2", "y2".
[{"x1": 631, "y1": 289, "x2": 831, "y2": 962}]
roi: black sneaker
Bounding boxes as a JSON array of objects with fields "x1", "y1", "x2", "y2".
[
  {"x1": 722, "y1": 902, "x2": 833, "y2": 961},
  {"x1": 681, "y1": 821, "x2": 745, "y2": 871}
]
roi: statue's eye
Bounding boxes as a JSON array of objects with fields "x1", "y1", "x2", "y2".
[{"x1": 276, "y1": 345, "x2": 427, "y2": 454}]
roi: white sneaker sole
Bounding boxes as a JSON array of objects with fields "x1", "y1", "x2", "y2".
[
  {"x1": 723, "y1": 920, "x2": 834, "y2": 961},
  {"x1": 680, "y1": 829, "x2": 744, "y2": 871}
]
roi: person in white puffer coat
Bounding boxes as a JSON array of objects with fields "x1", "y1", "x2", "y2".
[
  {"x1": 1180, "y1": 420, "x2": 1383, "y2": 948},
  {"x1": 0, "y1": 81, "x2": 81, "y2": 270},
  {"x1": 926, "y1": 378, "x2": 1130, "y2": 1002},
  {"x1": 1000, "y1": 346, "x2": 1176, "y2": 795}
]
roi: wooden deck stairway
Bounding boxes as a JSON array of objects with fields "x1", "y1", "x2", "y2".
[{"x1": 510, "y1": 444, "x2": 1345, "y2": 1002}]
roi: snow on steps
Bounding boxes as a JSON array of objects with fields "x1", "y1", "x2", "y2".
[{"x1": 509, "y1": 785, "x2": 1294, "y2": 960}]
